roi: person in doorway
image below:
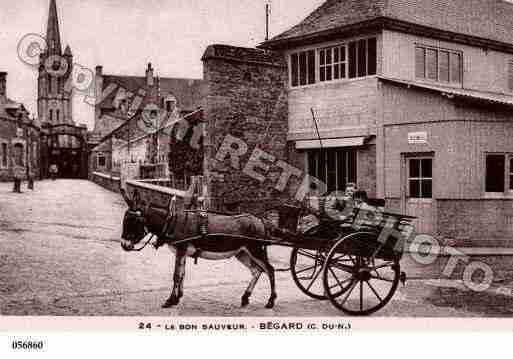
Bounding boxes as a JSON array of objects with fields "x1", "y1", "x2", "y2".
[{"x1": 49, "y1": 163, "x2": 58, "y2": 180}]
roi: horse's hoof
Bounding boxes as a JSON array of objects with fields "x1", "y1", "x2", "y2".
[
  {"x1": 162, "y1": 297, "x2": 179, "y2": 308},
  {"x1": 265, "y1": 294, "x2": 277, "y2": 309},
  {"x1": 241, "y1": 296, "x2": 250, "y2": 307}
]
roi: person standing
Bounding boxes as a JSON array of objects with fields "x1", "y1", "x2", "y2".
[
  {"x1": 49, "y1": 163, "x2": 58, "y2": 180},
  {"x1": 12, "y1": 157, "x2": 25, "y2": 193}
]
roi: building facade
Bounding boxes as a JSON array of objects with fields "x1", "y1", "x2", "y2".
[
  {"x1": 90, "y1": 62, "x2": 206, "y2": 186},
  {"x1": 0, "y1": 73, "x2": 41, "y2": 182},
  {"x1": 257, "y1": 0, "x2": 513, "y2": 245},
  {"x1": 38, "y1": 0, "x2": 89, "y2": 179}
]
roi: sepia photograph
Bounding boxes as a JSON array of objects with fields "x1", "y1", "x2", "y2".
[{"x1": 2, "y1": 0, "x2": 513, "y2": 342}]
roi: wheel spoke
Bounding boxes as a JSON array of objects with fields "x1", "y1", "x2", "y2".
[
  {"x1": 339, "y1": 281, "x2": 358, "y2": 305},
  {"x1": 368, "y1": 261, "x2": 394, "y2": 271},
  {"x1": 331, "y1": 263, "x2": 355, "y2": 273},
  {"x1": 328, "y1": 267, "x2": 351, "y2": 291},
  {"x1": 331, "y1": 254, "x2": 353, "y2": 262},
  {"x1": 306, "y1": 267, "x2": 323, "y2": 291},
  {"x1": 366, "y1": 281, "x2": 383, "y2": 301},
  {"x1": 359, "y1": 281, "x2": 363, "y2": 311},
  {"x1": 295, "y1": 264, "x2": 317, "y2": 275},
  {"x1": 329, "y1": 277, "x2": 352, "y2": 290},
  {"x1": 369, "y1": 274, "x2": 393, "y2": 283},
  {"x1": 297, "y1": 250, "x2": 319, "y2": 261}
]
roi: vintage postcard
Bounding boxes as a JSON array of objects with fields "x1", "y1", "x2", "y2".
[{"x1": 1, "y1": 0, "x2": 513, "y2": 352}]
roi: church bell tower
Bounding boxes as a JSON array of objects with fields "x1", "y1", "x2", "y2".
[{"x1": 38, "y1": 0, "x2": 74, "y2": 126}]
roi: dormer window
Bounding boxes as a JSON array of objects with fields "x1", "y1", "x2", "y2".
[{"x1": 415, "y1": 45, "x2": 462, "y2": 84}]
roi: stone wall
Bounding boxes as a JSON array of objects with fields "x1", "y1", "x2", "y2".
[
  {"x1": 126, "y1": 179, "x2": 188, "y2": 211},
  {"x1": 202, "y1": 45, "x2": 289, "y2": 213},
  {"x1": 91, "y1": 171, "x2": 120, "y2": 193}
]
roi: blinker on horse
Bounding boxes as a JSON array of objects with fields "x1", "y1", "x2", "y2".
[{"x1": 119, "y1": 188, "x2": 277, "y2": 309}]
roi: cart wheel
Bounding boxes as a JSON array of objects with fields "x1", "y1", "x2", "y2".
[
  {"x1": 290, "y1": 247, "x2": 329, "y2": 300},
  {"x1": 322, "y1": 232, "x2": 400, "y2": 316}
]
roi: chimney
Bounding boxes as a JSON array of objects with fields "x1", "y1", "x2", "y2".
[
  {"x1": 0, "y1": 72, "x2": 6, "y2": 98},
  {"x1": 146, "y1": 63, "x2": 154, "y2": 87}
]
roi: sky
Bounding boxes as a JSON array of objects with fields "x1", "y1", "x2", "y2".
[{"x1": 0, "y1": 0, "x2": 325, "y2": 130}]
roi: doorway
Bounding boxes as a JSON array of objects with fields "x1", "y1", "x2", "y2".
[{"x1": 402, "y1": 155, "x2": 435, "y2": 234}]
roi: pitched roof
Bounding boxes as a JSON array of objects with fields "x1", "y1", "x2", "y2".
[
  {"x1": 263, "y1": 0, "x2": 513, "y2": 49},
  {"x1": 267, "y1": 0, "x2": 383, "y2": 44},
  {"x1": 100, "y1": 75, "x2": 207, "y2": 113}
]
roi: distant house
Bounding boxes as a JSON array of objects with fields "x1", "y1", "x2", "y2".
[
  {"x1": 0, "y1": 72, "x2": 41, "y2": 182},
  {"x1": 93, "y1": 63, "x2": 206, "y2": 138},
  {"x1": 90, "y1": 63, "x2": 207, "y2": 187}
]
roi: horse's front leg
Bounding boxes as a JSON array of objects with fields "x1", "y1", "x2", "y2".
[{"x1": 162, "y1": 246, "x2": 187, "y2": 308}]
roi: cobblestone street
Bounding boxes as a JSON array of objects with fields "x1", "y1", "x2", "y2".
[{"x1": 1, "y1": 180, "x2": 513, "y2": 317}]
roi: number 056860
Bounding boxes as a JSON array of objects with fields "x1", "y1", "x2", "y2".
[{"x1": 12, "y1": 340, "x2": 44, "y2": 350}]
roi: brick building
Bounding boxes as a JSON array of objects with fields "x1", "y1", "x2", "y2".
[
  {"x1": 250, "y1": 0, "x2": 513, "y2": 245},
  {"x1": 0, "y1": 73, "x2": 41, "y2": 182}
]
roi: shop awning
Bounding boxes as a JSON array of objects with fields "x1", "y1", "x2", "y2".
[
  {"x1": 295, "y1": 136, "x2": 366, "y2": 149},
  {"x1": 378, "y1": 76, "x2": 513, "y2": 108}
]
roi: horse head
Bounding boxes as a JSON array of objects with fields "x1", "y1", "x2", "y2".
[{"x1": 120, "y1": 188, "x2": 147, "y2": 251}]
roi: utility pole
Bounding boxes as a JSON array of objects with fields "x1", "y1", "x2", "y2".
[{"x1": 265, "y1": 3, "x2": 270, "y2": 41}]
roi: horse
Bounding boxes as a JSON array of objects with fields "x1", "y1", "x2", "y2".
[{"x1": 119, "y1": 189, "x2": 277, "y2": 309}]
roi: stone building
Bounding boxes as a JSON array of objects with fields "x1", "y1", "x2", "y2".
[
  {"x1": 93, "y1": 63, "x2": 206, "y2": 139},
  {"x1": 201, "y1": 45, "x2": 289, "y2": 212},
  {"x1": 38, "y1": 0, "x2": 89, "y2": 179},
  {"x1": 102, "y1": 0, "x2": 513, "y2": 247},
  {"x1": 253, "y1": 0, "x2": 513, "y2": 245},
  {"x1": 90, "y1": 62, "x2": 206, "y2": 187},
  {"x1": 0, "y1": 72, "x2": 41, "y2": 182}
]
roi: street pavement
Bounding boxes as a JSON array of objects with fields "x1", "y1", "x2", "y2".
[{"x1": 1, "y1": 179, "x2": 512, "y2": 317}]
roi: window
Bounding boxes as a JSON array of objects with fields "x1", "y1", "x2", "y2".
[
  {"x1": 13, "y1": 143, "x2": 24, "y2": 167},
  {"x1": 1, "y1": 143, "x2": 8, "y2": 168},
  {"x1": 416, "y1": 45, "x2": 462, "y2": 84},
  {"x1": 415, "y1": 47, "x2": 426, "y2": 78},
  {"x1": 307, "y1": 148, "x2": 357, "y2": 193},
  {"x1": 290, "y1": 50, "x2": 315, "y2": 87},
  {"x1": 510, "y1": 158, "x2": 513, "y2": 191},
  {"x1": 509, "y1": 61, "x2": 513, "y2": 91},
  {"x1": 319, "y1": 38, "x2": 377, "y2": 82},
  {"x1": 98, "y1": 155, "x2": 106, "y2": 167},
  {"x1": 485, "y1": 154, "x2": 508, "y2": 192},
  {"x1": 439, "y1": 51, "x2": 450, "y2": 82},
  {"x1": 290, "y1": 37, "x2": 377, "y2": 87},
  {"x1": 56, "y1": 109, "x2": 60, "y2": 124},
  {"x1": 49, "y1": 109, "x2": 53, "y2": 123},
  {"x1": 408, "y1": 158, "x2": 432, "y2": 199}
]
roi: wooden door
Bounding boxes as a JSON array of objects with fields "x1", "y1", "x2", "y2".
[{"x1": 403, "y1": 156, "x2": 434, "y2": 234}]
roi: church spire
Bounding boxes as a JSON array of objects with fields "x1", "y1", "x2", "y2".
[{"x1": 46, "y1": 0, "x2": 62, "y2": 55}]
